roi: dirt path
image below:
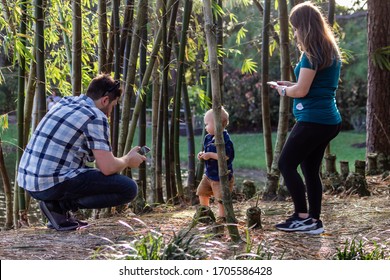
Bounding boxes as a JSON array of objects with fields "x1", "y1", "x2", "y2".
[{"x1": 0, "y1": 175, "x2": 389, "y2": 260}]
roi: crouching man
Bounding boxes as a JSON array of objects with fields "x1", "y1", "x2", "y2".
[{"x1": 17, "y1": 74, "x2": 146, "y2": 231}]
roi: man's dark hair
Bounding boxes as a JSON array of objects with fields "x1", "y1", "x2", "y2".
[{"x1": 86, "y1": 73, "x2": 122, "y2": 102}]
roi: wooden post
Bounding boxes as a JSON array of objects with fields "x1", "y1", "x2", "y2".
[
  {"x1": 377, "y1": 153, "x2": 389, "y2": 172},
  {"x1": 340, "y1": 160, "x2": 350, "y2": 180},
  {"x1": 246, "y1": 207, "x2": 262, "y2": 229},
  {"x1": 355, "y1": 160, "x2": 366, "y2": 177},
  {"x1": 324, "y1": 153, "x2": 337, "y2": 174},
  {"x1": 367, "y1": 153, "x2": 379, "y2": 175},
  {"x1": 242, "y1": 180, "x2": 256, "y2": 200}
]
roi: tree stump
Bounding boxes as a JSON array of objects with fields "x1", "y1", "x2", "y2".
[
  {"x1": 355, "y1": 160, "x2": 366, "y2": 177},
  {"x1": 262, "y1": 173, "x2": 279, "y2": 201},
  {"x1": 324, "y1": 153, "x2": 337, "y2": 175},
  {"x1": 367, "y1": 153, "x2": 380, "y2": 175},
  {"x1": 246, "y1": 207, "x2": 262, "y2": 229},
  {"x1": 340, "y1": 161, "x2": 350, "y2": 180},
  {"x1": 193, "y1": 205, "x2": 215, "y2": 224},
  {"x1": 344, "y1": 173, "x2": 370, "y2": 197},
  {"x1": 377, "y1": 153, "x2": 390, "y2": 172},
  {"x1": 322, "y1": 173, "x2": 343, "y2": 193},
  {"x1": 242, "y1": 180, "x2": 256, "y2": 200}
]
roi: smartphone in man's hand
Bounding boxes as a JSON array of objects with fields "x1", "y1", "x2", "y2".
[{"x1": 138, "y1": 146, "x2": 151, "y2": 155}]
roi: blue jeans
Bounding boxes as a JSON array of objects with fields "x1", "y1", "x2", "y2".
[{"x1": 28, "y1": 170, "x2": 138, "y2": 212}]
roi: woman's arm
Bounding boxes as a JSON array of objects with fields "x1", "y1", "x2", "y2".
[{"x1": 275, "y1": 67, "x2": 316, "y2": 98}]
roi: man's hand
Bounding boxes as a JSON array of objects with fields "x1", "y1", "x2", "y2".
[
  {"x1": 93, "y1": 146, "x2": 146, "y2": 175},
  {"x1": 124, "y1": 146, "x2": 146, "y2": 168}
]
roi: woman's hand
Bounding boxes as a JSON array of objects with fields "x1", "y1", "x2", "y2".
[{"x1": 276, "y1": 81, "x2": 295, "y2": 87}]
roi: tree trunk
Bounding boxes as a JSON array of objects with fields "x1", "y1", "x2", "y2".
[
  {"x1": 203, "y1": 0, "x2": 240, "y2": 242},
  {"x1": 111, "y1": 0, "x2": 121, "y2": 156},
  {"x1": 0, "y1": 141, "x2": 13, "y2": 229},
  {"x1": 152, "y1": 0, "x2": 164, "y2": 204},
  {"x1": 366, "y1": 0, "x2": 390, "y2": 159},
  {"x1": 118, "y1": 0, "x2": 147, "y2": 157},
  {"x1": 151, "y1": 49, "x2": 160, "y2": 203},
  {"x1": 72, "y1": 0, "x2": 82, "y2": 96},
  {"x1": 272, "y1": 0, "x2": 291, "y2": 199},
  {"x1": 259, "y1": 0, "x2": 273, "y2": 173},
  {"x1": 255, "y1": 0, "x2": 274, "y2": 199},
  {"x1": 15, "y1": 0, "x2": 28, "y2": 227},
  {"x1": 325, "y1": 0, "x2": 336, "y2": 157},
  {"x1": 173, "y1": 0, "x2": 193, "y2": 199},
  {"x1": 138, "y1": 0, "x2": 148, "y2": 200},
  {"x1": 57, "y1": 5, "x2": 72, "y2": 73},
  {"x1": 120, "y1": 0, "x2": 135, "y2": 78},
  {"x1": 98, "y1": 0, "x2": 108, "y2": 73},
  {"x1": 122, "y1": 0, "x2": 173, "y2": 155}
]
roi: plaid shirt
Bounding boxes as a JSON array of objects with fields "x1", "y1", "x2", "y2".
[{"x1": 17, "y1": 95, "x2": 111, "y2": 192}]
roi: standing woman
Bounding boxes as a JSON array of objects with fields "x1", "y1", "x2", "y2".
[{"x1": 271, "y1": 1, "x2": 342, "y2": 234}]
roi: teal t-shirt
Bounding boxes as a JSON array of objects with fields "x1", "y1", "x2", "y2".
[{"x1": 293, "y1": 53, "x2": 342, "y2": 125}]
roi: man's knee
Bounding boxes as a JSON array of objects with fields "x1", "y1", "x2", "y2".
[{"x1": 123, "y1": 177, "x2": 138, "y2": 202}]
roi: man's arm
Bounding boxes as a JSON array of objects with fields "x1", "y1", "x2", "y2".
[{"x1": 92, "y1": 146, "x2": 146, "y2": 175}]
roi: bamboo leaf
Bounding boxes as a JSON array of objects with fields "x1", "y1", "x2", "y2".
[
  {"x1": 241, "y1": 58, "x2": 257, "y2": 74},
  {"x1": 211, "y1": 0, "x2": 225, "y2": 18},
  {"x1": 236, "y1": 26, "x2": 248, "y2": 45},
  {"x1": 0, "y1": 114, "x2": 9, "y2": 133}
]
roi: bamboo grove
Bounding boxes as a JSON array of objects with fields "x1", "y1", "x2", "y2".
[{"x1": 0, "y1": 0, "x2": 251, "y2": 237}]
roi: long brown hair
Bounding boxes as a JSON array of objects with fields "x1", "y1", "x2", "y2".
[{"x1": 290, "y1": 1, "x2": 341, "y2": 70}]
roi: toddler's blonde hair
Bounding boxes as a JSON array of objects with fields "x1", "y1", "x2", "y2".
[{"x1": 205, "y1": 106, "x2": 230, "y2": 128}]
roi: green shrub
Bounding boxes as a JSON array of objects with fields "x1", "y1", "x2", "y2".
[
  {"x1": 335, "y1": 239, "x2": 386, "y2": 260},
  {"x1": 91, "y1": 222, "x2": 207, "y2": 260}
]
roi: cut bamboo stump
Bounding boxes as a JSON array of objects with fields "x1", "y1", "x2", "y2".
[
  {"x1": 242, "y1": 180, "x2": 256, "y2": 200},
  {"x1": 193, "y1": 205, "x2": 215, "y2": 224},
  {"x1": 355, "y1": 160, "x2": 366, "y2": 177},
  {"x1": 246, "y1": 207, "x2": 262, "y2": 229},
  {"x1": 377, "y1": 153, "x2": 390, "y2": 172},
  {"x1": 322, "y1": 154, "x2": 342, "y2": 193},
  {"x1": 344, "y1": 160, "x2": 370, "y2": 197},
  {"x1": 367, "y1": 153, "x2": 380, "y2": 175},
  {"x1": 246, "y1": 194, "x2": 262, "y2": 229},
  {"x1": 262, "y1": 173, "x2": 279, "y2": 201},
  {"x1": 340, "y1": 160, "x2": 350, "y2": 180},
  {"x1": 324, "y1": 153, "x2": 337, "y2": 175}
]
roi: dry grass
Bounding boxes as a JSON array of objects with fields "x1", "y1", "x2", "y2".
[{"x1": 0, "y1": 175, "x2": 389, "y2": 260}]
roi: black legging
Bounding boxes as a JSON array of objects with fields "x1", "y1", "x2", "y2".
[{"x1": 278, "y1": 121, "x2": 341, "y2": 220}]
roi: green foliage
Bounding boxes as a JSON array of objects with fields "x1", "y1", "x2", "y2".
[
  {"x1": 0, "y1": 0, "x2": 98, "y2": 95},
  {"x1": 236, "y1": 26, "x2": 248, "y2": 45},
  {"x1": 371, "y1": 46, "x2": 390, "y2": 71},
  {"x1": 0, "y1": 114, "x2": 8, "y2": 135},
  {"x1": 241, "y1": 58, "x2": 257, "y2": 74},
  {"x1": 234, "y1": 229, "x2": 282, "y2": 260},
  {"x1": 222, "y1": 65, "x2": 280, "y2": 133},
  {"x1": 335, "y1": 239, "x2": 387, "y2": 260},
  {"x1": 211, "y1": 0, "x2": 225, "y2": 18}
]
